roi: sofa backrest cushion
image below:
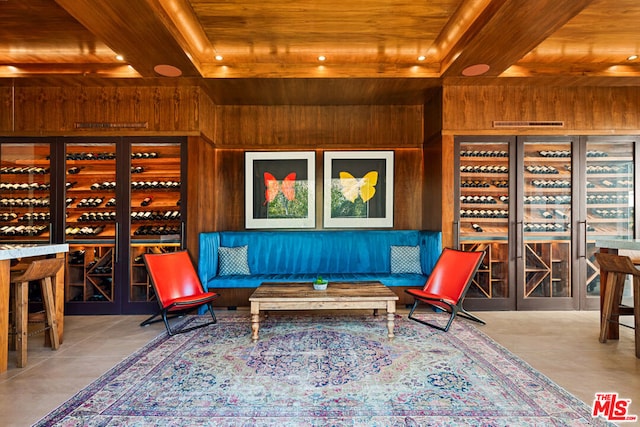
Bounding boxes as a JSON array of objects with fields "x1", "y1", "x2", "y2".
[{"x1": 198, "y1": 230, "x2": 442, "y2": 284}]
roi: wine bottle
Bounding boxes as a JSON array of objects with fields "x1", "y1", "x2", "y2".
[
  {"x1": 141, "y1": 196, "x2": 153, "y2": 207},
  {"x1": 472, "y1": 223, "x2": 483, "y2": 232},
  {"x1": 554, "y1": 209, "x2": 568, "y2": 219},
  {"x1": 67, "y1": 167, "x2": 80, "y2": 174}
]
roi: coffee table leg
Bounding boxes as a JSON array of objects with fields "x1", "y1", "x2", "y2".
[
  {"x1": 387, "y1": 301, "x2": 396, "y2": 338},
  {"x1": 250, "y1": 302, "x2": 260, "y2": 341}
]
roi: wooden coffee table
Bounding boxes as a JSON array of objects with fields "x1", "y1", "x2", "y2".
[{"x1": 249, "y1": 281, "x2": 399, "y2": 341}]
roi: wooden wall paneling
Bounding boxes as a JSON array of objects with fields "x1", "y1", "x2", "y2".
[
  {"x1": 443, "y1": 85, "x2": 640, "y2": 133},
  {"x1": 0, "y1": 87, "x2": 12, "y2": 132},
  {"x1": 392, "y1": 148, "x2": 424, "y2": 229},
  {"x1": 422, "y1": 133, "x2": 447, "y2": 240},
  {"x1": 186, "y1": 135, "x2": 217, "y2": 260},
  {"x1": 213, "y1": 149, "x2": 246, "y2": 231},
  {"x1": 10, "y1": 86, "x2": 203, "y2": 133},
  {"x1": 197, "y1": 87, "x2": 216, "y2": 143},
  {"x1": 200, "y1": 147, "x2": 426, "y2": 232},
  {"x1": 423, "y1": 87, "x2": 443, "y2": 141},
  {"x1": 212, "y1": 105, "x2": 423, "y2": 148}
]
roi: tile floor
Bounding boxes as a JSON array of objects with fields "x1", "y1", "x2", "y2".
[{"x1": 1, "y1": 310, "x2": 639, "y2": 426}]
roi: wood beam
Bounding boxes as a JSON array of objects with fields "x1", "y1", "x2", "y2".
[
  {"x1": 442, "y1": 0, "x2": 596, "y2": 78},
  {"x1": 54, "y1": 0, "x2": 201, "y2": 78}
]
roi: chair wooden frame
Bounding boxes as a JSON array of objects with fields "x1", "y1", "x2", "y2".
[
  {"x1": 140, "y1": 250, "x2": 219, "y2": 336},
  {"x1": 405, "y1": 248, "x2": 485, "y2": 332}
]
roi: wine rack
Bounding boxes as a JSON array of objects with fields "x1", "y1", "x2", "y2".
[
  {"x1": 522, "y1": 141, "x2": 573, "y2": 301},
  {"x1": 459, "y1": 144, "x2": 510, "y2": 236},
  {"x1": 130, "y1": 244, "x2": 180, "y2": 302},
  {"x1": 460, "y1": 242, "x2": 509, "y2": 299},
  {"x1": 129, "y1": 142, "x2": 182, "y2": 242},
  {"x1": 1, "y1": 136, "x2": 186, "y2": 314},
  {"x1": 523, "y1": 144, "x2": 572, "y2": 237},
  {"x1": 65, "y1": 143, "x2": 117, "y2": 240},
  {"x1": 0, "y1": 142, "x2": 51, "y2": 241},
  {"x1": 585, "y1": 140, "x2": 635, "y2": 296},
  {"x1": 66, "y1": 245, "x2": 114, "y2": 303},
  {"x1": 524, "y1": 242, "x2": 571, "y2": 298},
  {"x1": 458, "y1": 142, "x2": 511, "y2": 301}
]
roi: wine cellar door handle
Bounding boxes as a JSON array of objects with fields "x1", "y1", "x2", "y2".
[
  {"x1": 578, "y1": 220, "x2": 587, "y2": 258},
  {"x1": 180, "y1": 221, "x2": 185, "y2": 250},
  {"x1": 114, "y1": 222, "x2": 119, "y2": 263},
  {"x1": 516, "y1": 221, "x2": 523, "y2": 259}
]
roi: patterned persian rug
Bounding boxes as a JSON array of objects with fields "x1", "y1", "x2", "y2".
[{"x1": 35, "y1": 313, "x2": 613, "y2": 426}]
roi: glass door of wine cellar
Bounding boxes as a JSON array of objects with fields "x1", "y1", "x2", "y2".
[
  {"x1": 64, "y1": 137, "x2": 186, "y2": 315},
  {"x1": 517, "y1": 137, "x2": 578, "y2": 310},
  {"x1": 124, "y1": 138, "x2": 185, "y2": 314},
  {"x1": 581, "y1": 137, "x2": 636, "y2": 310},
  {"x1": 64, "y1": 140, "x2": 120, "y2": 314},
  {"x1": 455, "y1": 136, "x2": 516, "y2": 310}
]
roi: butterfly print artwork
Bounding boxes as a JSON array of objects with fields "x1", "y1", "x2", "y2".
[
  {"x1": 264, "y1": 172, "x2": 296, "y2": 204},
  {"x1": 338, "y1": 170, "x2": 378, "y2": 202}
]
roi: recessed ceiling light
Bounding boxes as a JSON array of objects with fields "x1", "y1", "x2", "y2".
[
  {"x1": 462, "y1": 63, "x2": 490, "y2": 76},
  {"x1": 627, "y1": 55, "x2": 638, "y2": 61},
  {"x1": 318, "y1": 55, "x2": 326, "y2": 62},
  {"x1": 417, "y1": 56, "x2": 426, "y2": 61},
  {"x1": 115, "y1": 55, "x2": 124, "y2": 61},
  {"x1": 215, "y1": 55, "x2": 224, "y2": 61}
]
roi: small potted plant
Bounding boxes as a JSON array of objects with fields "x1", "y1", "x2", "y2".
[{"x1": 313, "y1": 275, "x2": 329, "y2": 290}]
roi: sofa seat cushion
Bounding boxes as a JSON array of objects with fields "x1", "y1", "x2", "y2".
[{"x1": 206, "y1": 272, "x2": 427, "y2": 289}]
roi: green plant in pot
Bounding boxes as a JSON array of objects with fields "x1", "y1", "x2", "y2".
[{"x1": 313, "y1": 275, "x2": 329, "y2": 290}]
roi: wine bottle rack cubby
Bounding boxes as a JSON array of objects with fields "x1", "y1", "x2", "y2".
[
  {"x1": 130, "y1": 244, "x2": 180, "y2": 302},
  {"x1": 0, "y1": 142, "x2": 51, "y2": 241},
  {"x1": 66, "y1": 245, "x2": 114, "y2": 303},
  {"x1": 459, "y1": 143, "x2": 510, "y2": 237}
]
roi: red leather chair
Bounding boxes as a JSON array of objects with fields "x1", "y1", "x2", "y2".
[
  {"x1": 405, "y1": 248, "x2": 485, "y2": 332},
  {"x1": 141, "y1": 250, "x2": 219, "y2": 336}
]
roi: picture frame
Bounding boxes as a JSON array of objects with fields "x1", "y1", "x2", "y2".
[
  {"x1": 245, "y1": 151, "x2": 316, "y2": 229},
  {"x1": 323, "y1": 150, "x2": 394, "y2": 228}
]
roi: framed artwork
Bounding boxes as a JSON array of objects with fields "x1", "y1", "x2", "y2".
[
  {"x1": 245, "y1": 151, "x2": 316, "y2": 229},
  {"x1": 323, "y1": 150, "x2": 394, "y2": 228}
]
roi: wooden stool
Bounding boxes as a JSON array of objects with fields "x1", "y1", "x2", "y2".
[
  {"x1": 10, "y1": 258, "x2": 64, "y2": 368},
  {"x1": 594, "y1": 252, "x2": 640, "y2": 358}
]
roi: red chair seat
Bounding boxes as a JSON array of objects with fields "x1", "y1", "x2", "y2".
[
  {"x1": 405, "y1": 289, "x2": 456, "y2": 306},
  {"x1": 165, "y1": 292, "x2": 219, "y2": 312}
]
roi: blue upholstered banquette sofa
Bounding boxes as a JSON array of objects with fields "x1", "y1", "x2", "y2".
[{"x1": 198, "y1": 230, "x2": 442, "y2": 307}]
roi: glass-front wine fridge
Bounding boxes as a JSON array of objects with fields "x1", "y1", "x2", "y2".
[
  {"x1": 456, "y1": 137, "x2": 515, "y2": 310},
  {"x1": 455, "y1": 135, "x2": 637, "y2": 310}
]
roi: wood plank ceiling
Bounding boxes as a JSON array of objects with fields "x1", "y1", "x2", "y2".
[{"x1": 0, "y1": 0, "x2": 639, "y2": 104}]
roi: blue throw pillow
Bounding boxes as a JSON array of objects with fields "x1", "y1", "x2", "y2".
[
  {"x1": 390, "y1": 245, "x2": 422, "y2": 274},
  {"x1": 218, "y1": 245, "x2": 250, "y2": 275}
]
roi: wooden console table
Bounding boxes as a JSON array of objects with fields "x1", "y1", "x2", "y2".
[
  {"x1": 249, "y1": 281, "x2": 399, "y2": 341},
  {"x1": 0, "y1": 243, "x2": 68, "y2": 373}
]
